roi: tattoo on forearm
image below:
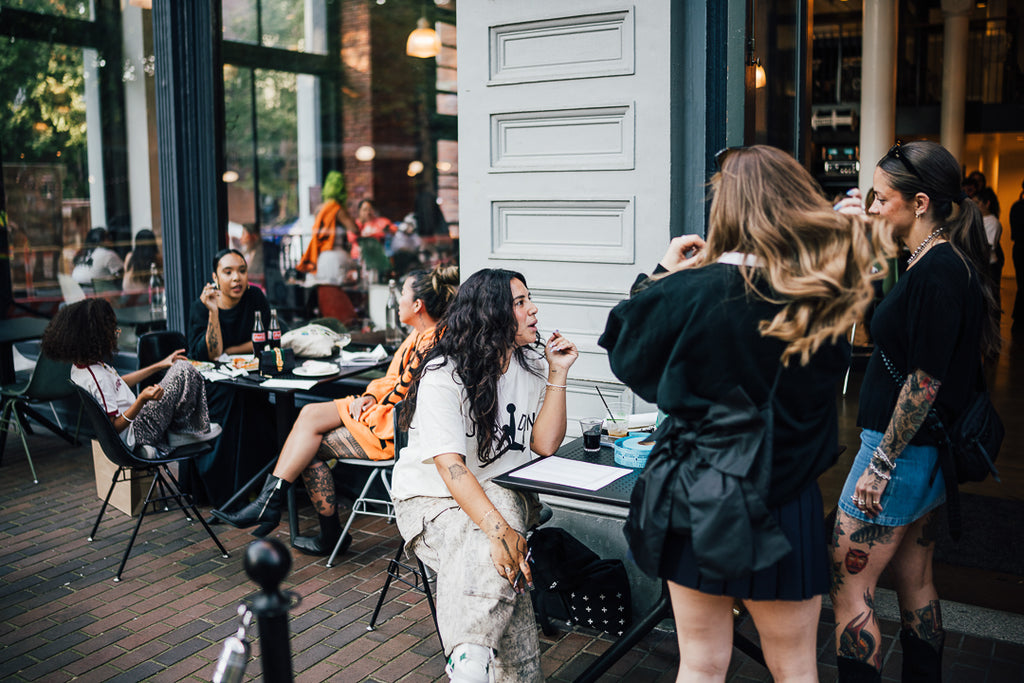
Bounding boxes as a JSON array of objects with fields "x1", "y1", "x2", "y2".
[
  {"x1": 447, "y1": 463, "x2": 468, "y2": 481},
  {"x1": 206, "y1": 321, "x2": 220, "y2": 356},
  {"x1": 880, "y1": 369, "x2": 941, "y2": 460}
]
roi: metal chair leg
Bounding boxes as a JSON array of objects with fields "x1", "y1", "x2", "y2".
[{"x1": 114, "y1": 472, "x2": 161, "y2": 582}]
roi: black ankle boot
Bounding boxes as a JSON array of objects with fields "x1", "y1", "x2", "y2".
[
  {"x1": 900, "y1": 628, "x2": 944, "y2": 682},
  {"x1": 211, "y1": 475, "x2": 290, "y2": 531},
  {"x1": 837, "y1": 657, "x2": 881, "y2": 683},
  {"x1": 292, "y1": 512, "x2": 351, "y2": 557}
]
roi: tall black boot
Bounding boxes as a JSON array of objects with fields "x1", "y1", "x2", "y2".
[
  {"x1": 211, "y1": 475, "x2": 290, "y2": 533},
  {"x1": 837, "y1": 657, "x2": 881, "y2": 683},
  {"x1": 900, "y1": 628, "x2": 944, "y2": 682},
  {"x1": 291, "y1": 512, "x2": 351, "y2": 557}
]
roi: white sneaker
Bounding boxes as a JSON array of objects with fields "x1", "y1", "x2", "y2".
[
  {"x1": 167, "y1": 423, "x2": 222, "y2": 448},
  {"x1": 445, "y1": 643, "x2": 493, "y2": 683}
]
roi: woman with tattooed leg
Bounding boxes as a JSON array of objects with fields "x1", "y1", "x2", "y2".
[
  {"x1": 211, "y1": 266, "x2": 459, "y2": 553},
  {"x1": 391, "y1": 269, "x2": 578, "y2": 683},
  {"x1": 831, "y1": 141, "x2": 999, "y2": 682}
]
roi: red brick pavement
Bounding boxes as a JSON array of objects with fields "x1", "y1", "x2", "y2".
[{"x1": 2, "y1": 434, "x2": 1023, "y2": 681}]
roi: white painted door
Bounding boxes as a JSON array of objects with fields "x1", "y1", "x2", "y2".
[{"x1": 458, "y1": 1, "x2": 675, "y2": 424}]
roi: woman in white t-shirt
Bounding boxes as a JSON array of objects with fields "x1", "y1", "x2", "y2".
[
  {"x1": 71, "y1": 227, "x2": 124, "y2": 286},
  {"x1": 392, "y1": 269, "x2": 578, "y2": 683},
  {"x1": 41, "y1": 298, "x2": 220, "y2": 456}
]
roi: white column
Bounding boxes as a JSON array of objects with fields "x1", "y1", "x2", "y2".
[
  {"x1": 122, "y1": 4, "x2": 153, "y2": 236},
  {"x1": 83, "y1": 48, "x2": 106, "y2": 227},
  {"x1": 859, "y1": 0, "x2": 898, "y2": 195},
  {"x1": 940, "y1": 0, "x2": 972, "y2": 165},
  {"x1": 296, "y1": 0, "x2": 325, "y2": 221}
]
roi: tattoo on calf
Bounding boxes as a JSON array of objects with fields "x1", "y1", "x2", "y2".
[
  {"x1": 838, "y1": 610, "x2": 881, "y2": 668},
  {"x1": 904, "y1": 600, "x2": 945, "y2": 649}
]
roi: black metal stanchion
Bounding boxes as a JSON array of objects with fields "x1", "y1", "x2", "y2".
[{"x1": 244, "y1": 538, "x2": 299, "y2": 682}]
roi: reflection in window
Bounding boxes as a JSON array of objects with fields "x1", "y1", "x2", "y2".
[
  {"x1": 222, "y1": 0, "x2": 324, "y2": 55},
  {"x1": 0, "y1": 0, "x2": 94, "y2": 20}
]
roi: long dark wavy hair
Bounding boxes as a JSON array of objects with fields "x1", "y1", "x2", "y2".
[
  {"x1": 876, "y1": 141, "x2": 1000, "y2": 356},
  {"x1": 399, "y1": 268, "x2": 544, "y2": 466},
  {"x1": 126, "y1": 229, "x2": 161, "y2": 286},
  {"x1": 73, "y1": 227, "x2": 110, "y2": 266},
  {"x1": 41, "y1": 298, "x2": 118, "y2": 365}
]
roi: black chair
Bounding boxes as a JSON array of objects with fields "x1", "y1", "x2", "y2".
[
  {"x1": 137, "y1": 330, "x2": 188, "y2": 389},
  {"x1": 73, "y1": 384, "x2": 229, "y2": 582},
  {"x1": 360, "y1": 401, "x2": 441, "y2": 648},
  {"x1": 0, "y1": 354, "x2": 82, "y2": 483}
]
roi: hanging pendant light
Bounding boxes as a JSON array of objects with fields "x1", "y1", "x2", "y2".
[{"x1": 406, "y1": 17, "x2": 441, "y2": 58}]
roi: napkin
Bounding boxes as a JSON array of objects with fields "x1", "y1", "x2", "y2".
[{"x1": 340, "y1": 344, "x2": 388, "y2": 364}]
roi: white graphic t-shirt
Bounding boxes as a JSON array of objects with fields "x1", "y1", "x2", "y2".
[
  {"x1": 391, "y1": 353, "x2": 547, "y2": 501},
  {"x1": 72, "y1": 362, "x2": 136, "y2": 446}
]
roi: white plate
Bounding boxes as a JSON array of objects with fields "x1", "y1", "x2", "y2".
[{"x1": 293, "y1": 364, "x2": 338, "y2": 377}]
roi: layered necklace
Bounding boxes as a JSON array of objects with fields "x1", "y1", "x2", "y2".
[{"x1": 905, "y1": 226, "x2": 945, "y2": 267}]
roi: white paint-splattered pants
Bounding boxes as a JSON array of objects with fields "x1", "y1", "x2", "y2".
[{"x1": 395, "y1": 482, "x2": 543, "y2": 683}]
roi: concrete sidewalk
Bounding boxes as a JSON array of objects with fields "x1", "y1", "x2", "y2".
[{"x1": 1, "y1": 434, "x2": 1022, "y2": 682}]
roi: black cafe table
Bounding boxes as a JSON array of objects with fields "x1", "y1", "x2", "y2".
[
  {"x1": 493, "y1": 437, "x2": 766, "y2": 683},
  {"x1": 207, "y1": 350, "x2": 392, "y2": 538}
]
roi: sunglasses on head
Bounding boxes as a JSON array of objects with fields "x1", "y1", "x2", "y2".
[
  {"x1": 714, "y1": 147, "x2": 744, "y2": 170},
  {"x1": 886, "y1": 141, "x2": 923, "y2": 182}
]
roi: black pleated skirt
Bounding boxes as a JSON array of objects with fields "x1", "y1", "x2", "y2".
[{"x1": 657, "y1": 481, "x2": 829, "y2": 601}]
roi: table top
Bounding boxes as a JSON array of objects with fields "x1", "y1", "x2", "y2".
[
  {"x1": 493, "y1": 437, "x2": 642, "y2": 508},
  {"x1": 0, "y1": 317, "x2": 51, "y2": 344},
  {"x1": 206, "y1": 351, "x2": 392, "y2": 395}
]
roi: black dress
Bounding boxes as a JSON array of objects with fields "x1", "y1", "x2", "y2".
[
  {"x1": 181, "y1": 286, "x2": 277, "y2": 506},
  {"x1": 599, "y1": 262, "x2": 849, "y2": 599}
]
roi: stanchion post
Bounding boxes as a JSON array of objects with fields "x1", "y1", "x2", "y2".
[{"x1": 244, "y1": 538, "x2": 296, "y2": 682}]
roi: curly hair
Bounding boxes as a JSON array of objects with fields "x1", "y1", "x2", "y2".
[
  {"x1": 876, "y1": 141, "x2": 1000, "y2": 357},
  {"x1": 41, "y1": 299, "x2": 118, "y2": 365},
  {"x1": 400, "y1": 268, "x2": 544, "y2": 466},
  {"x1": 705, "y1": 145, "x2": 897, "y2": 366}
]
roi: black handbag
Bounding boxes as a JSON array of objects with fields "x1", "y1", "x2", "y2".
[{"x1": 259, "y1": 347, "x2": 296, "y2": 376}]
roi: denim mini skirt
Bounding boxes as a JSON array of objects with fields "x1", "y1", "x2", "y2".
[{"x1": 838, "y1": 429, "x2": 945, "y2": 527}]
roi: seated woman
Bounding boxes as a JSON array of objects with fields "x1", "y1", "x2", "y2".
[
  {"x1": 187, "y1": 248, "x2": 271, "y2": 360},
  {"x1": 71, "y1": 227, "x2": 124, "y2": 287},
  {"x1": 356, "y1": 198, "x2": 396, "y2": 242},
  {"x1": 185, "y1": 248, "x2": 273, "y2": 505},
  {"x1": 122, "y1": 229, "x2": 161, "y2": 295},
  {"x1": 211, "y1": 265, "x2": 460, "y2": 555},
  {"x1": 42, "y1": 298, "x2": 220, "y2": 454},
  {"x1": 391, "y1": 269, "x2": 578, "y2": 683}
]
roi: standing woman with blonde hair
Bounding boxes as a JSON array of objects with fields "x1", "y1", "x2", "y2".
[
  {"x1": 600, "y1": 145, "x2": 893, "y2": 681},
  {"x1": 831, "y1": 141, "x2": 998, "y2": 682}
]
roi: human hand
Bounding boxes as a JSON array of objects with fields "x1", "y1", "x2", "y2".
[
  {"x1": 159, "y1": 348, "x2": 187, "y2": 370},
  {"x1": 139, "y1": 385, "x2": 164, "y2": 404},
  {"x1": 200, "y1": 282, "x2": 220, "y2": 312},
  {"x1": 659, "y1": 235, "x2": 706, "y2": 273},
  {"x1": 349, "y1": 395, "x2": 376, "y2": 419},
  {"x1": 488, "y1": 524, "x2": 532, "y2": 593},
  {"x1": 833, "y1": 188, "x2": 866, "y2": 216},
  {"x1": 851, "y1": 465, "x2": 888, "y2": 518},
  {"x1": 544, "y1": 331, "x2": 578, "y2": 373}
]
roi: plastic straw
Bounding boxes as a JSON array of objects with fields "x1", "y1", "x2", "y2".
[{"x1": 595, "y1": 386, "x2": 614, "y2": 419}]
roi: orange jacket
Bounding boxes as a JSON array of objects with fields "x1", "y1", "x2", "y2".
[
  {"x1": 298, "y1": 200, "x2": 353, "y2": 273},
  {"x1": 334, "y1": 327, "x2": 437, "y2": 460}
]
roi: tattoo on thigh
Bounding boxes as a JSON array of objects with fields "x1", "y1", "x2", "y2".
[
  {"x1": 829, "y1": 559, "x2": 844, "y2": 599},
  {"x1": 845, "y1": 548, "x2": 869, "y2": 574},
  {"x1": 916, "y1": 512, "x2": 940, "y2": 548},
  {"x1": 850, "y1": 524, "x2": 896, "y2": 548},
  {"x1": 838, "y1": 610, "x2": 881, "y2": 668}
]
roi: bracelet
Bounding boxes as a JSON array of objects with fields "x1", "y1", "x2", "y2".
[
  {"x1": 868, "y1": 461, "x2": 891, "y2": 481},
  {"x1": 481, "y1": 509, "x2": 502, "y2": 529},
  {"x1": 545, "y1": 382, "x2": 567, "y2": 388},
  {"x1": 121, "y1": 413, "x2": 134, "y2": 423},
  {"x1": 545, "y1": 385, "x2": 566, "y2": 392},
  {"x1": 872, "y1": 446, "x2": 895, "y2": 471}
]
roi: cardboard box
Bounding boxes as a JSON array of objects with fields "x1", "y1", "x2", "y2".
[{"x1": 92, "y1": 441, "x2": 153, "y2": 517}]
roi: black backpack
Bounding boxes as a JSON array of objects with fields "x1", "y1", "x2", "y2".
[{"x1": 527, "y1": 528, "x2": 633, "y2": 637}]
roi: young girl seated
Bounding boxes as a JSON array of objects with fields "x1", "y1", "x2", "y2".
[{"x1": 42, "y1": 299, "x2": 220, "y2": 456}]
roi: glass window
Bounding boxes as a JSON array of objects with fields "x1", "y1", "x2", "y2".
[
  {"x1": 222, "y1": 0, "x2": 325, "y2": 54},
  {"x1": 0, "y1": 0, "x2": 94, "y2": 20}
]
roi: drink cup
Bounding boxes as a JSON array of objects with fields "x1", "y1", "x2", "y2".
[
  {"x1": 579, "y1": 418, "x2": 603, "y2": 452},
  {"x1": 604, "y1": 397, "x2": 631, "y2": 439}
]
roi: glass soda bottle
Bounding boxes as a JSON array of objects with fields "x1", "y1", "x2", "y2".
[
  {"x1": 148, "y1": 264, "x2": 166, "y2": 320},
  {"x1": 252, "y1": 311, "x2": 267, "y2": 356},
  {"x1": 385, "y1": 278, "x2": 402, "y2": 345},
  {"x1": 268, "y1": 309, "x2": 281, "y2": 349}
]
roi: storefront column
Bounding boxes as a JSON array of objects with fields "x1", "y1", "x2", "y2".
[
  {"x1": 940, "y1": 0, "x2": 972, "y2": 165},
  {"x1": 859, "y1": 0, "x2": 898, "y2": 194}
]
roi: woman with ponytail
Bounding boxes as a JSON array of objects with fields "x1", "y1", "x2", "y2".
[
  {"x1": 830, "y1": 141, "x2": 998, "y2": 682},
  {"x1": 212, "y1": 265, "x2": 459, "y2": 557}
]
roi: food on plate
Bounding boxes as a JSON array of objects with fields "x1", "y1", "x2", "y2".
[{"x1": 230, "y1": 356, "x2": 259, "y2": 371}]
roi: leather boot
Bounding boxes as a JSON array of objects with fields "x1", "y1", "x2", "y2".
[
  {"x1": 292, "y1": 512, "x2": 351, "y2": 557},
  {"x1": 837, "y1": 657, "x2": 881, "y2": 683},
  {"x1": 900, "y1": 628, "x2": 944, "y2": 682},
  {"x1": 211, "y1": 475, "x2": 290, "y2": 533}
]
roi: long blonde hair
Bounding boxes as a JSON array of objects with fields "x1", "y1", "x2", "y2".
[{"x1": 705, "y1": 145, "x2": 896, "y2": 365}]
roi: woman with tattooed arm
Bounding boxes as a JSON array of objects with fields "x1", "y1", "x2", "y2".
[
  {"x1": 391, "y1": 269, "x2": 578, "y2": 683},
  {"x1": 830, "y1": 141, "x2": 999, "y2": 682}
]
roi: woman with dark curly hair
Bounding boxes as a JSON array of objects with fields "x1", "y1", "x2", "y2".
[
  {"x1": 391, "y1": 269, "x2": 578, "y2": 683},
  {"x1": 71, "y1": 227, "x2": 124, "y2": 286},
  {"x1": 211, "y1": 266, "x2": 459, "y2": 556},
  {"x1": 42, "y1": 299, "x2": 219, "y2": 456}
]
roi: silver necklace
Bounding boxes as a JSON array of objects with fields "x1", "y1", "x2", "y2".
[{"x1": 906, "y1": 227, "x2": 945, "y2": 267}]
